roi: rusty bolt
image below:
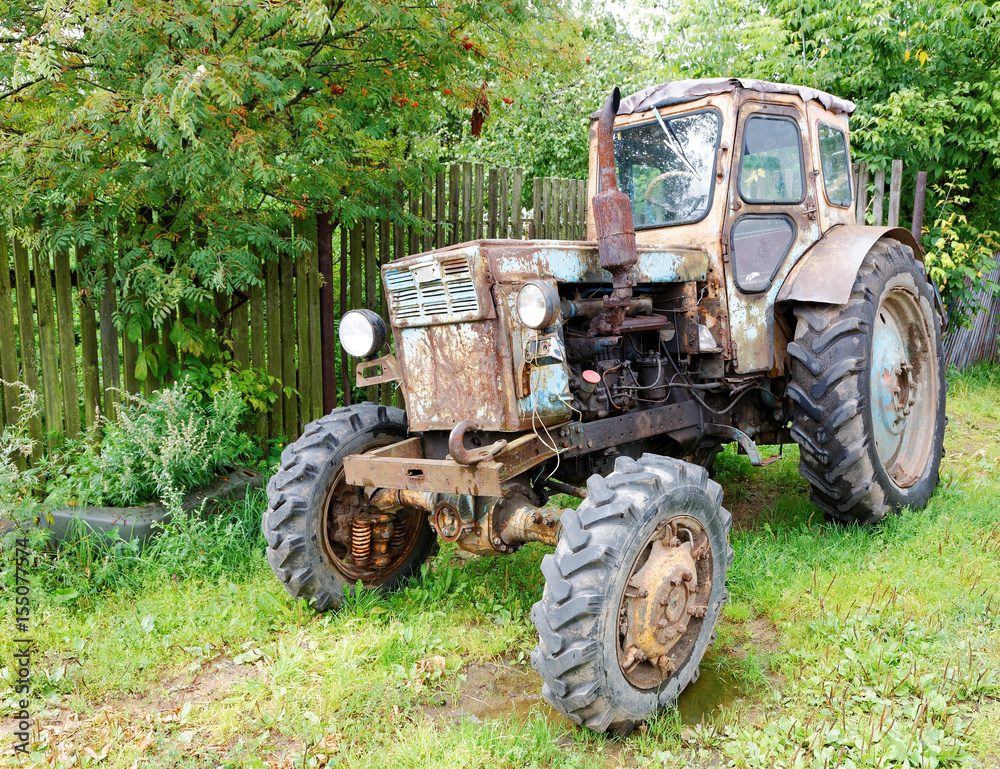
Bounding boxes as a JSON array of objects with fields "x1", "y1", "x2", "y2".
[
  {"x1": 544, "y1": 517, "x2": 556, "y2": 528},
  {"x1": 657, "y1": 618, "x2": 670, "y2": 628},
  {"x1": 670, "y1": 537, "x2": 681, "y2": 547},
  {"x1": 660, "y1": 596, "x2": 671, "y2": 606},
  {"x1": 639, "y1": 589, "x2": 648, "y2": 598},
  {"x1": 493, "y1": 537, "x2": 502, "y2": 546},
  {"x1": 669, "y1": 576, "x2": 683, "y2": 586},
  {"x1": 682, "y1": 571, "x2": 693, "y2": 583},
  {"x1": 531, "y1": 512, "x2": 543, "y2": 524}
]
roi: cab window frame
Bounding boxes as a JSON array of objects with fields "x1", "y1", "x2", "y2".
[
  {"x1": 817, "y1": 121, "x2": 853, "y2": 209},
  {"x1": 737, "y1": 114, "x2": 807, "y2": 206}
]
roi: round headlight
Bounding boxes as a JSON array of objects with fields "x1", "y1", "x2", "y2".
[
  {"x1": 516, "y1": 281, "x2": 560, "y2": 329},
  {"x1": 339, "y1": 309, "x2": 387, "y2": 358}
]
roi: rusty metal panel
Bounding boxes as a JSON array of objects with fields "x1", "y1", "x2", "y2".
[
  {"x1": 395, "y1": 321, "x2": 511, "y2": 431},
  {"x1": 345, "y1": 454, "x2": 506, "y2": 496},
  {"x1": 777, "y1": 225, "x2": 924, "y2": 306},
  {"x1": 487, "y1": 242, "x2": 708, "y2": 285},
  {"x1": 343, "y1": 432, "x2": 557, "y2": 497}
]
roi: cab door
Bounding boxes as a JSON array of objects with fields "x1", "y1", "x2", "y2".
[{"x1": 721, "y1": 100, "x2": 821, "y2": 374}]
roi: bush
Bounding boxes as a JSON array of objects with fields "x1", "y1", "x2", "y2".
[{"x1": 0, "y1": 376, "x2": 258, "y2": 521}]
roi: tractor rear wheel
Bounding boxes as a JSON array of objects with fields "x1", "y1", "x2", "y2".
[
  {"x1": 530, "y1": 454, "x2": 732, "y2": 733},
  {"x1": 788, "y1": 238, "x2": 946, "y2": 524},
  {"x1": 263, "y1": 403, "x2": 436, "y2": 610}
]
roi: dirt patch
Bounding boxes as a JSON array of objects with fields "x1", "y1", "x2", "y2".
[
  {"x1": 423, "y1": 658, "x2": 560, "y2": 728},
  {"x1": 0, "y1": 656, "x2": 261, "y2": 756}
]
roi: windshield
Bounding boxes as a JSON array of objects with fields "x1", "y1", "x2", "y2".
[{"x1": 613, "y1": 109, "x2": 722, "y2": 229}]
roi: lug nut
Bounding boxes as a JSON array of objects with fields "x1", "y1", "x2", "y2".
[{"x1": 682, "y1": 571, "x2": 693, "y2": 583}]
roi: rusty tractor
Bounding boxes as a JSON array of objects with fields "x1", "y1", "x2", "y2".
[{"x1": 264, "y1": 79, "x2": 946, "y2": 733}]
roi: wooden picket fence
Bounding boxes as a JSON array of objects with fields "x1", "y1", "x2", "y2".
[
  {"x1": 0, "y1": 163, "x2": 588, "y2": 450},
  {"x1": 851, "y1": 159, "x2": 928, "y2": 239}
]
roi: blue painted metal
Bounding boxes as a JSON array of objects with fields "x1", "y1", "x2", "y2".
[
  {"x1": 869, "y1": 306, "x2": 908, "y2": 466},
  {"x1": 488, "y1": 242, "x2": 708, "y2": 285}
]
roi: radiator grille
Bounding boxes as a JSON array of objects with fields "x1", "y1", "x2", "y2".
[{"x1": 384, "y1": 255, "x2": 481, "y2": 326}]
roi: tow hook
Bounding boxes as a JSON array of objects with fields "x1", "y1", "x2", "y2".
[{"x1": 448, "y1": 420, "x2": 508, "y2": 465}]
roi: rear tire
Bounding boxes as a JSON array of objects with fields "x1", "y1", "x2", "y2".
[
  {"x1": 263, "y1": 403, "x2": 436, "y2": 610},
  {"x1": 787, "y1": 238, "x2": 946, "y2": 524},
  {"x1": 530, "y1": 454, "x2": 732, "y2": 733}
]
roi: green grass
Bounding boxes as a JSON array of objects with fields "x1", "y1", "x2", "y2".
[{"x1": 3, "y1": 364, "x2": 1000, "y2": 768}]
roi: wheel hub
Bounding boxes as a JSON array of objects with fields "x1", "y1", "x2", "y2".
[
  {"x1": 869, "y1": 288, "x2": 937, "y2": 487},
  {"x1": 618, "y1": 518, "x2": 712, "y2": 689}
]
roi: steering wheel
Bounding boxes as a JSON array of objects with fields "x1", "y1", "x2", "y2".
[{"x1": 644, "y1": 169, "x2": 699, "y2": 210}]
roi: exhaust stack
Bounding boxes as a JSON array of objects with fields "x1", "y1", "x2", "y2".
[{"x1": 590, "y1": 87, "x2": 639, "y2": 337}]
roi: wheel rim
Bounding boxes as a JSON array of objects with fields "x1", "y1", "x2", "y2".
[
  {"x1": 869, "y1": 286, "x2": 938, "y2": 488},
  {"x1": 616, "y1": 516, "x2": 714, "y2": 689},
  {"x1": 319, "y1": 463, "x2": 425, "y2": 585}
]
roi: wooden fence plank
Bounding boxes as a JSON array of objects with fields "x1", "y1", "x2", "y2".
[
  {"x1": 307, "y1": 218, "x2": 323, "y2": 421},
  {"x1": 408, "y1": 190, "x2": 420, "y2": 255},
  {"x1": 53, "y1": 244, "x2": 80, "y2": 437},
  {"x1": 872, "y1": 168, "x2": 885, "y2": 226},
  {"x1": 856, "y1": 162, "x2": 869, "y2": 224},
  {"x1": 349, "y1": 222, "x2": 363, "y2": 405},
  {"x1": 341, "y1": 225, "x2": 351, "y2": 407},
  {"x1": 280, "y1": 247, "x2": 298, "y2": 436},
  {"x1": 364, "y1": 218, "x2": 377, "y2": 403},
  {"x1": 265, "y1": 255, "x2": 283, "y2": 441},
  {"x1": 473, "y1": 163, "x2": 485, "y2": 240},
  {"x1": 233, "y1": 286, "x2": 250, "y2": 371},
  {"x1": 378, "y1": 218, "x2": 391, "y2": 406},
  {"x1": 421, "y1": 187, "x2": 433, "y2": 253},
  {"x1": 449, "y1": 165, "x2": 460, "y2": 246},
  {"x1": 249, "y1": 275, "x2": 266, "y2": 445},
  {"x1": 295, "y1": 229, "x2": 312, "y2": 430},
  {"x1": 462, "y1": 164, "x2": 473, "y2": 243},
  {"x1": 532, "y1": 177, "x2": 542, "y2": 240},
  {"x1": 122, "y1": 330, "x2": 139, "y2": 396},
  {"x1": 142, "y1": 325, "x2": 159, "y2": 396},
  {"x1": 578, "y1": 180, "x2": 587, "y2": 239},
  {"x1": 566, "y1": 179, "x2": 577, "y2": 240},
  {"x1": 78, "y1": 288, "x2": 100, "y2": 432},
  {"x1": 513, "y1": 169, "x2": 524, "y2": 239},
  {"x1": 32, "y1": 232, "x2": 62, "y2": 445},
  {"x1": 499, "y1": 167, "x2": 510, "y2": 240},
  {"x1": 12, "y1": 233, "x2": 41, "y2": 454},
  {"x1": 98, "y1": 264, "x2": 120, "y2": 422},
  {"x1": 487, "y1": 168, "x2": 499, "y2": 238},
  {"x1": 435, "y1": 171, "x2": 446, "y2": 249},
  {"x1": 888, "y1": 159, "x2": 903, "y2": 228},
  {"x1": 0, "y1": 224, "x2": 19, "y2": 428}
]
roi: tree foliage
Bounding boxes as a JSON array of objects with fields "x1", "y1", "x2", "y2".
[{"x1": 0, "y1": 0, "x2": 575, "y2": 322}]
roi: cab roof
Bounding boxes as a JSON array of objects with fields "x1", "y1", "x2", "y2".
[{"x1": 591, "y1": 78, "x2": 856, "y2": 119}]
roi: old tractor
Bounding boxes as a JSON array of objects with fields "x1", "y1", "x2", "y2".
[{"x1": 263, "y1": 78, "x2": 946, "y2": 733}]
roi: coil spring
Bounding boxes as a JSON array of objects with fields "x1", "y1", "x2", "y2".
[
  {"x1": 390, "y1": 511, "x2": 407, "y2": 552},
  {"x1": 351, "y1": 520, "x2": 372, "y2": 565}
]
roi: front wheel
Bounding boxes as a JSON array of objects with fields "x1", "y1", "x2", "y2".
[
  {"x1": 263, "y1": 403, "x2": 436, "y2": 611},
  {"x1": 530, "y1": 455, "x2": 732, "y2": 733},
  {"x1": 788, "y1": 238, "x2": 946, "y2": 524}
]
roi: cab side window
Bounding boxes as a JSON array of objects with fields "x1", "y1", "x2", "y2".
[
  {"x1": 818, "y1": 123, "x2": 852, "y2": 207},
  {"x1": 738, "y1": 115, "x2": 805, "y2": 204}
]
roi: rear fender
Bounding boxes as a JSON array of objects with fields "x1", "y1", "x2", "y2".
[{"x1": 777, "y1": 226, "x2": 924, "y2": 306}]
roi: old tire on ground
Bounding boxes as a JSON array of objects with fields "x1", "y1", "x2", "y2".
[
  {"x1": 530, "y1": 454, "x2": 732, "y2": 733},
  {"x1": 263, "y1": 403, "x2": 436, "y2": 611},
  {"x1": 787, "y1": 238, "x2": 945, "y2": 525}
]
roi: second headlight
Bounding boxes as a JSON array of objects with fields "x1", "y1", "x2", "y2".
[{"x1": 516, "y1": 280, "x2": 560, "y2": 329}]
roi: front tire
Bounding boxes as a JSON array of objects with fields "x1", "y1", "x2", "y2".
[
  {"x1": 263, "y1": 403, "x2": 436, "y2": 611},
  {"x1": 788, "y1": 238, "x2": 946, "y2": 524},
  {"x1": 530, "y1": 454, "x2": 732, "y2": 733}
]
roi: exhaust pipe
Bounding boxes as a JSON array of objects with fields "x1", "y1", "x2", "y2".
[{"x1": 590, "y1": 87, "x2": 639, "y2": 337}]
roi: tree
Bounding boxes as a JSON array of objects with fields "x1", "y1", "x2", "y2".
[{"x1": 0, "y1": 0, "x2": 575, "y2": 325}]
